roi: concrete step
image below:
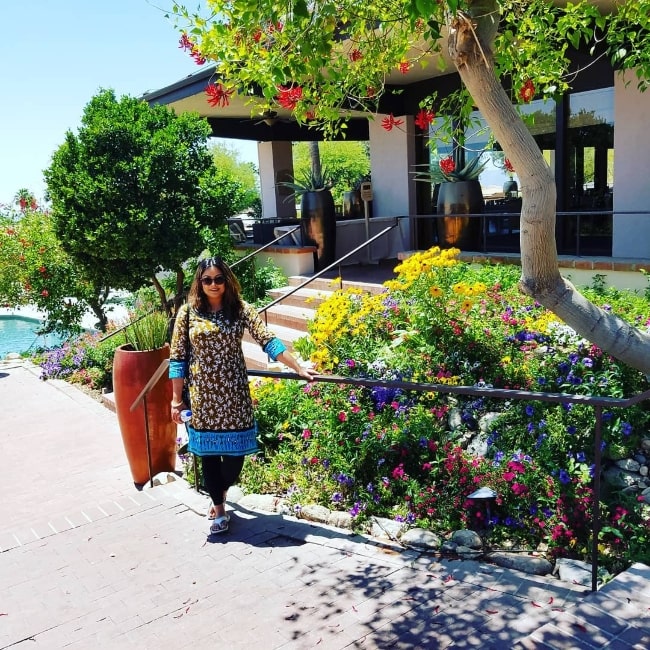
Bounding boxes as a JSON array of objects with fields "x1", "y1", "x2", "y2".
[
  {"x1": 242, "y1": 340, "x2": 276, "y2": 370},
  {"x1": 243, "y1": 322, "x2": 309, "y2": 347},
  {"x1": 257, "y1": 303, "x2": 316, "y2": 332},
  {"x1": 266, "y1": 286, "x2": 333, "y2": 309},
  {"x1": 288, "y1": 275, "x2": 388, "y2": 295}
]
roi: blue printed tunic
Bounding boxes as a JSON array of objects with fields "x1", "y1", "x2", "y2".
[{"x1": 169, "y1": 302, "x2": 286, "y2": 456}]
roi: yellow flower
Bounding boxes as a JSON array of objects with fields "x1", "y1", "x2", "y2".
[
  {"x1": 429, "y1": 286, "x2": 443, "y2": 298},
  {"x1": 461, "y1": 299, "x2": 473, "y2": 311}
]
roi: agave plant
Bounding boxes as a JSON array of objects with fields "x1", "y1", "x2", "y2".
[
  {"x1": 277, "y1": 166, "x2": 334, "y2": 200},
  {"x1": 412, "y1": 151, "x2": 488, "y2": 184}
]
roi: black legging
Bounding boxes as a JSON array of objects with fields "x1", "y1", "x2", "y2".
[{"x1": 201, "y1": 455, "x2": 245, "y2": 505}]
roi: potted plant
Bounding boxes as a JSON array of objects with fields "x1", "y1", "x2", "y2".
[
  {"x1": 278, "y1": 142, "x2": 336, "y2": 270},
  {"x1": 412, "y1": 148, "x2": 488, "y2": 250},
  {"x1": 112, "y1": 310, "x2": 177, "y2": 485}
]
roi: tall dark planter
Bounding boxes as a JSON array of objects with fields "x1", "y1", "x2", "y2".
[
  {"x1": 113, "y1": 343, "x2": 177, "y2": 485},
  {"x1": 301, "y1": 189, "x2": 336, "y2": 271},
  {"x1": 436, "y1": 180, "x2": 484, "y2": 250}
]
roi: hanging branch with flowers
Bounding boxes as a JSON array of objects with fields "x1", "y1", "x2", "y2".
[{"x1": 169, "y1": 0, "x2": 650, "y2": 376}]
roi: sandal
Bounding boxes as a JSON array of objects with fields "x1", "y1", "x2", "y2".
[{"x1": 209, "y1": 515, "x2": 230, "y2": 535}]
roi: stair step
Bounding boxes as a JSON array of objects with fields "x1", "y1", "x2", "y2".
[
  {"x1": 242, "y1": 340, "x2": 279, "y2": 370},
  {"x1": 258, "y1": 304, "x2": 316, "y2": 332},
  {"x1": 243, "y1": 322, "x2": 308, "y2": 347},
  {"x1": 266, "y1": 286, "x2": 333, "y2": 309},
  {"x1": 288, "y1": 275, "x2": 388, "y2": 295}
]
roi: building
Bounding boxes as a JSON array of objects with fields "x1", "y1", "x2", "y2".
[{"x1": 144, "y1": 41, "x2": 650, "y2": 266}]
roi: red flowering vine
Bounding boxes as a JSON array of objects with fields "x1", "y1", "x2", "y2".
[
  {"x1": 205, "y1": 83, "x2": 234, "y2": 108},
  {"x1": 414, "y1": 108, "x2": 435, "y2": 131},
  {"x1": 439, "y1": 156, "x2": 455, "y2": 175},
  {"x1": 398, "y1": 61, "x2": 411, "y2": 74},
  {"x1": 277, "y1": 85, "x2": 303, "y2": 110},
  {"x1": 178, "y1": 33, "x2": 206, "y2": 65},
  {"x1": 519, "y1": 79, "x2": 535, "y2": 103},
  {"x1": 381, "y1": 114, "x2": 404, "y2": 131},
  {"x1": 349, "y1": 48, "x2": 363, "y2": 62}
]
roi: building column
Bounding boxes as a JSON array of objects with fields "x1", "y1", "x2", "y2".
[
  {"x1": 612, "y1": 73, "x2": 650, "y2": 258},
  {"x1": 368, "y1": 116, "x2": 417, "y2": 219},
  {"x1": 258, "y1": 141, "x2": 296, "y2": 219}
]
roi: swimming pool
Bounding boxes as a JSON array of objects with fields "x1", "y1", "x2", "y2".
[{"x1": 0, "y1": 316, "x2": 65, "y2": 359}]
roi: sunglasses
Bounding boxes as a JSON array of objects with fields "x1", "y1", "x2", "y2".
[{"x1": 200, "y1": 275, "x2": 226, "y2": 286}]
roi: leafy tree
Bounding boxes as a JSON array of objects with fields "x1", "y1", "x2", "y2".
[
  {"x1": 209, "y1": 141, "x2": 260, "y2": 210},
  {"x1": 44, "y1": 89, "x2": 246, "y2": 327},
  {"x1": 170, "y1": 1, "x2": 650, "y2": 373},
  {"x1": 293, "y1": 141, "x2": 370, "y2": 205},
  {"x1": 0, "y1": 202, "x2": 91, "y2": 334}
]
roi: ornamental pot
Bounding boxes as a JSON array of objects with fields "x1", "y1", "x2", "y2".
[
  {"x1": 503, "y1": 179, "x2": 519, "y2": 199},
  {"x1": 300, "y1": 189, "x2": 337, "y2": 271},
  {"x1": 342, "y1": 190, "x2": 363, "y2": 220},
  {"x1": 436, "y1": 180, "x2": 484, "y2": 250},
  {"x1": 112, "y1": 343, "x2": 177, "y2": 485}
]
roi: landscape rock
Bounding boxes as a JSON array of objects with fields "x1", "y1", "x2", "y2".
[
  {"x1": 615, "y1": 458, "x2": 641, "y2": 472},
  {"x1": 487, "y1": 551, "x2": 553, "y2": 576},
  {"x1": 239, "y1": 493, "x2": 285, "y2": 513},
  {"x1": 327, "y1": 510, "x2": 353, "y2": 529},
  {"x1": 300, "y1": 504, "x2": 331, "y2": 523},
  {"x1": 451, "y1": 529, "x2": 483, "y2": 550},
  {"x1": 400, "y1": 528, "x2": 441, "y2": 551},
  {"x1": 553, "y1": 557, "x2": 592, "y2": 586},
  {"x1": 371, "y1": 516, "x2": 406, "y2": 540},
  {"x1": 455, "y1": 545, "x2": 484, "y2": 560}
]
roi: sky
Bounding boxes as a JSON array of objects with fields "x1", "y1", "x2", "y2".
[{"x1": 0, "y1": 0, "x2": 259, "y2": 207}]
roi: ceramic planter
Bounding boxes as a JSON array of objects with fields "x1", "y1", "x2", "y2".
[
  {"x1": 436, "y1": 180, "x2": 484, "y2": 250},
  {"x1": 112, "y1": 343, "x2": 177, "y2": 485},
  {"x1": 301, "y1": 189, "x2": 336, "y2": 270}
]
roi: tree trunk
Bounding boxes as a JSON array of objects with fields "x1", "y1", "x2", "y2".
[
  {"x1": 448, "y1": 4, "x2": 650, "y2": 374},
  {"x1": 309, "y1": 141, "x2": 323, "y2": 186}
]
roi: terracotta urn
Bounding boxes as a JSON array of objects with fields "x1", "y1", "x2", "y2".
[{"x1": 112, "y1": 343, "x2": 177, "y2": 485}]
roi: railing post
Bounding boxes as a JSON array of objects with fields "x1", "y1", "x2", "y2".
[{"x1": 591, "y1": 404, "x2": 603, "y2": 592}]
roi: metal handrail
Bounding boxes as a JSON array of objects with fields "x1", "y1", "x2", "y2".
[
  {"x1": 258, "y1": 222, "x2": 398, "y2": 316},
  {"x1": 247, "y1": 368, "x2": 650, "y2": 592}
]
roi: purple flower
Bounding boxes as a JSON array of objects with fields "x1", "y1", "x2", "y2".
[
  {"x1": 559, "y1": 469, "x2": 571, "y2": 484},
  {"x1": 621, "y1": 422, "x2": 633, "y2": 436}
]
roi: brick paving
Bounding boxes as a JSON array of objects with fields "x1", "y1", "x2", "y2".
[{"x1": 1, "y1": 360, "x2": 649, "y2": 649}]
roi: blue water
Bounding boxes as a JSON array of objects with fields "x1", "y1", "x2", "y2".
[{"x1": 0, "y1": 316, "x2": 65, "y2": 359}]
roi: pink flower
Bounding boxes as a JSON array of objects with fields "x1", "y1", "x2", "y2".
[
  {"x1": 511, "y1": 482, "x2": 528, "y2": 496},
  {"x1": 338, "y1": 411, "x2": 347, "y2": 422},
  {"x1": 502, "y1": 471, "x2": 515, "y2": 482},
  {"x1": 302, "y1": 428, "x2": 311, "y2": 439}
]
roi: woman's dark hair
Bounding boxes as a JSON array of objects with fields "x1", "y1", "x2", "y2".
[{"x1": 187, "y1": 256, "x2": 243, "y2": 322}]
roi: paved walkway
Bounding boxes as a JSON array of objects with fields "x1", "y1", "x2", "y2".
[{"x1": 1, "y1": 361, "x2": 649, "y2": 649}]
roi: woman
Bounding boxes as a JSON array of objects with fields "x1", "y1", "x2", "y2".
[{"x1": 169, "y1": 256, "x2": 316, "y2": 534}]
